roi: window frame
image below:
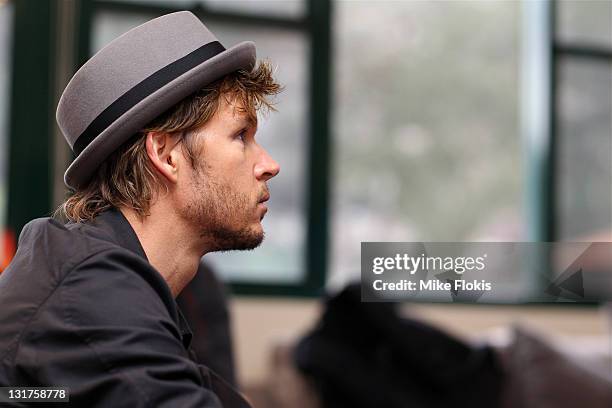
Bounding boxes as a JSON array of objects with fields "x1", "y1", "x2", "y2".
[
  {"x1": 550, "y1": 0, "x2": 612, "y2": 241},
  {"x1": 6, "y1": 0, "x2": 57, "y2": 250}
]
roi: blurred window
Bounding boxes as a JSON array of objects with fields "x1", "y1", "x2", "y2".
[
  {"x1": 330, "y1": 1, "x2": 522, "y2": 288},
  {"x1": 555, "y1": 0, "x2": 612, "y2": 241},
  {"x1": 96, "y1": 0, "x2": 305, "y2": 18},
  {"x1": 557, "y1": 60, "x2": 612, "y2": 240},
  {"x1": 557, "y1": 0, "x2": 611, "y2": 46}
]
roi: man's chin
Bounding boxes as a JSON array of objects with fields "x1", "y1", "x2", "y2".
[
  {"x1": 210, "y1": 225, "x2": 264, "y2": 252},
  {"x1": 231, "y1": 231, "x2": 264, "y2": 251}
]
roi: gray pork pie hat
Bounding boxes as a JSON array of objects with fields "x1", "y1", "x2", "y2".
[{"x1": 57, "y1": 11, "x2": 256, "y2": 189}]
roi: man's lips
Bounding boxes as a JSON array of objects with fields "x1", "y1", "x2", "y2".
[
  {"x1": 258, "y1": 192, "x2": 270, "y2": 204},
  {"x1": 258, "y1": 192, "x2": 269, "y2": 220}
]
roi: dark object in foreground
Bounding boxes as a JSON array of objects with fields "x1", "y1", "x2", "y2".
[
  {"x1": 294, "y1": 284, "x2": 503, "y2": 408},
  {"x1": 178, "y1": 261, "x2": 237, "y2": 387}
]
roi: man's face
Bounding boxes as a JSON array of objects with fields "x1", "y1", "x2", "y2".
[{"x1": 176, "y1": 96, "x2": 280, "y2": 252}]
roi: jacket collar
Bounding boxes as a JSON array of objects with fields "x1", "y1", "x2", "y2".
[{"x1": 91, "y1": 208, "x2": 148, "y2": 261}]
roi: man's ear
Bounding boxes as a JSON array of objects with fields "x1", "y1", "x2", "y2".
[{"x1": 145, "y1": 131, "x2": 182, "y2": 184}]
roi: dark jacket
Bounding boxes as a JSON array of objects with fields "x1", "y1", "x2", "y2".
[{"x1": 0, "y1": 209, "x2": 250, "y2": 407}]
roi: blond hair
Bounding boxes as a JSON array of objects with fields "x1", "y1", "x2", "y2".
[{"x1": 56, "y1": 61, "x2": 281, "y2": 222}]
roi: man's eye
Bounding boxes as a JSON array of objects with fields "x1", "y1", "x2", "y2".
[{"x1": 236, "y1": 131, "x2": 247, "y2": 142}]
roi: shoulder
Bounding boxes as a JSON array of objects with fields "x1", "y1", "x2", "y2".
[
  {"x1": 2, "y1": 217, "x2": 175, "y2": 347},
  {"x1": 1, "y1": 217, "x2": 131, "y2": 315},
  {"x1": 15, "y1": 217, "x2": 120, "y2": 273},
  {"x1": 4, "y1": 217, "x2": 162, "y2": 299},
  {"x1": 10, "y1": 249, "x2": 221, "y2": 407},
  {"x1": 17, "y1": 246, "x2": 182, "y2": 363},
  {"x1": 61, "y1": 247, "x2": 176, "y2": 329},
  {"x1": 13, "y1": 217, "x2": 167, "y2": 292}
]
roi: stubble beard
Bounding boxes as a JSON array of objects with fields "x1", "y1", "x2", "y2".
[{"x1": 183, "y1": 167, "x2": 264, "y2": 252}]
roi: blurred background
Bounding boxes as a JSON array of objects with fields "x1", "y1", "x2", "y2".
[{"x1": 0, "y1": 0, "x2": 610, "y2": 404}]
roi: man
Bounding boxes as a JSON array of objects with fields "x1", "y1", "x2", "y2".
[{"x1": 0, "y1": 11, "x2": 280, "y2": 407}]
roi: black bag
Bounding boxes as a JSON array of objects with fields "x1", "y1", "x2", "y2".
[{"x1": 294, "y1": 284, "x2": 503, "y2": 408}]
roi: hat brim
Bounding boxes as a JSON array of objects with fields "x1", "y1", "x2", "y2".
[{"x1": 64, "y1": 41, "x2": 256, "y2": 190}]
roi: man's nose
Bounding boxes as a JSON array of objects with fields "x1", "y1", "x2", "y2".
[{"x1": 254, "y1": 147, "x2": 280, "y2": 181}]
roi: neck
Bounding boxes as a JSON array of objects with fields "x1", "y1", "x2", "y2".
[{"x1": 120, "y1": 203, "x2": 208, "y2": 298}]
